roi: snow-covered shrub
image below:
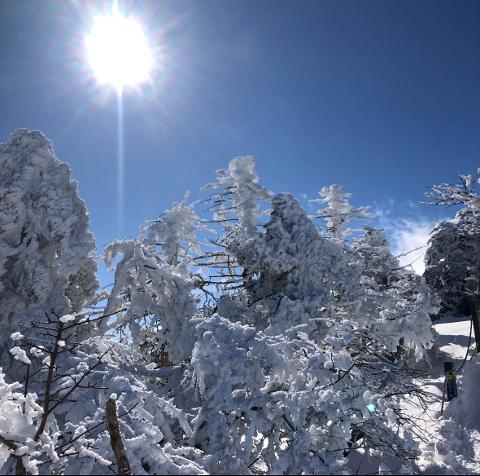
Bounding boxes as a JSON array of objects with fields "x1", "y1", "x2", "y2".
[
  {"x1": 189, "y1": 310, "x2": 424, "y2": 474},
  {"x1": 0, "y1": 312, "x2": 206, "y2": 475},
  {"x1": 0, "y1": 370, "x2": 45, "y2": 475}
]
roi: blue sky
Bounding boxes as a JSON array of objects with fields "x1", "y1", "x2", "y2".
[{"x1": 1, "y1": 0, "x2": 479, "y2": 276}]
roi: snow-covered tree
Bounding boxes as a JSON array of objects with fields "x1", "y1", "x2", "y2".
[
  {"x1": 186, "y1": 193, "x2": 433, "y2": 474},
  {"x1": 202, "y1": 155, "x2": 272, "y2": 239},
  {"x1": 311, "y1": 184, "x2": 372, "y2": 241},
  {"x1": 0, "y1": 129, "x2": 98, "y2": 370},
  {"x1": 354, "y1": 226, "x2": 400, "y2": 287},
  {"x1": 142, "y1": 192, "x2": 203, "y2": 266},
  {"x1": 424, "y1": 172, "x2": 480, "y2": 315},
  {"x1": 104, "y1": 195, "x2": 205, "y2": 365},
  {"x1": 354, "y1": 226, "x2": 436, "y2": 360},
  {"x1": 424, "y1": 210, "x2": 480, "y2": 315},
  {"x1": 197, "y1": 156, "x2": 272, "y2": 295},
  {"x1": 226, "y1": 192, "x2": 363, "y2": 328}
]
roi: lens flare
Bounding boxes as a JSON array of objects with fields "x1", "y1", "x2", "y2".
[{"x1": 85, "y1": 11, "x2": 153, "y2": 89}]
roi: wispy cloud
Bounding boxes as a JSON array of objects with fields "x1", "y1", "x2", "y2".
[
  {"x1": 372, "y1": 200, "x2": 439, "y2": 275},
  {"x1": 389, "y1": 219, "x2": 435, "y2": 275}
]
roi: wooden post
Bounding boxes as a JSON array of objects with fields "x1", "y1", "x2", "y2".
[
  {"x1": 106, "y1": 398, "x2": 131, "y2": 475},
  {"x1": 472, "y1": 293, "x2": 480, "y2": 353}
]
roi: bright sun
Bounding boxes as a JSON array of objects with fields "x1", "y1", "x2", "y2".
[{"x1": 85, "y1": 12, "x2": 154, "y2": 89}]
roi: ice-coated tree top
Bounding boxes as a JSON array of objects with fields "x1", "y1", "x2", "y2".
[
  {"x1": 312, "y1": 184, "x2": 372, "y2": 240},
  {"x1": 203, "y1": 155, "x2": 272, "y2": 238}
]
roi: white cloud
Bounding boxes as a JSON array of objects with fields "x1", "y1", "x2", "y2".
[
  {"x1": 389, "y1": 219, "x2": 435, "y2": 275},
  {"x1": 372, "y1": 201, "x2": 439, "y2": 275}
]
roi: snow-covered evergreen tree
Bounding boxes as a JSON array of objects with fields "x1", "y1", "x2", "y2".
[
  {"x1": 191, "y1": 192, "x2": 432, "y2": 474},
  {"x1": 424, "y1": 209, "x2": 480, "y2": 315},
  {"x1": 103, "y1": 194, "x2": 206, "y2": 365},
  {"x1": 0, "y1": 130, "x2": 98, "y2": 370},
  {"x1": 311, "y1": 184, "x2": 372, "y2": 241}
]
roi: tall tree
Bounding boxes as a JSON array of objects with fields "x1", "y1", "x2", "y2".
[{"x1": 0, "y1": 130, "x2": 98, "y2": 369}]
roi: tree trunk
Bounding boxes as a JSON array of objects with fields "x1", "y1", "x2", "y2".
[
  {"x1": 15, "y1": 456, "x2": 26, "y2": 475},
  {"x1": 106, "y1": 398, "x2": 131, "y2": 475}
]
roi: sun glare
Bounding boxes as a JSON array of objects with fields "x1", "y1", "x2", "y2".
[{"x1": 85, "y1": 12, "x2": 153, "y2": 89}]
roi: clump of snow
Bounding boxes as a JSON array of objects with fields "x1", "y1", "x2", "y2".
[
  {"x1": 60, "y1": 314, "x2": 76, "y2": 323},
  {"x1": 29, "y1": 347, "x2": 44, "y2": 357},
  {"x1": 10, "y1": 332, "x2": 23, "y2": 341},
  {"x1": 9, "y1": 346, "x2": 32, "y2": 365}
]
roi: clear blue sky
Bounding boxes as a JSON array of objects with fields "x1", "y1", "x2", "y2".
[{"x1": 1, "y1": 0, "x2": 479, "y2": 263}]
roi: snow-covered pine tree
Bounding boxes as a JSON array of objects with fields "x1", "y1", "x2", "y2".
[
  {"x1": 0, "y1": 130, "x2": 98, "y2": 371},
  {"x1": 311, "y1": 184, "x2": 372, "y2": 241},
  {"x1": 197, "y1": 156, "x2": 273, "y2": 294}
]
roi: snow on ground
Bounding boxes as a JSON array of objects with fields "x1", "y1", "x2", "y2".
[
  {"x1": 348, "y1": 315, "x2": 480, "y2": 475},
  {"x1": 418, "y1": 315, "x2": 473, "y2": 417},
  {"x1": 417, "y1": 315, "x2": 480, "y2": 475}
]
